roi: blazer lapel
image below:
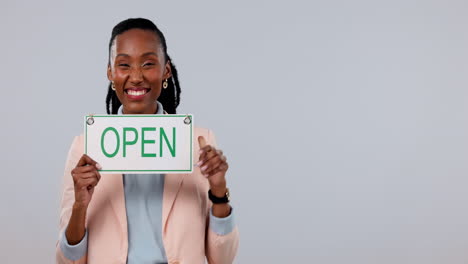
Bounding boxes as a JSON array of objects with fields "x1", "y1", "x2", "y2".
[
  {"x1": 105, "y1": 173, "x2": 127, "y2": 233},
  {"x1": 161, "y1": 108, "x2": 187, "y2": 231},
  {"x1": 162, "y1": 173, "x2": 186, "y2": 232}
]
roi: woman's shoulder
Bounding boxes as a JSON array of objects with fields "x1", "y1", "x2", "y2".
[
  {"x1": 194, "y1": 126, "x2": 211, "y2": 136},
  {"x1": 67, "y1": 134, "x2": 85, "y2": 154},
  {"x1": 70, "y1": 133, "x2": 85, "y2": 145}
]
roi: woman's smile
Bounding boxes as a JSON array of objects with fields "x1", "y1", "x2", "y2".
[{"x1": 124, "y1": 87, "x2": 151, "y2": 100}]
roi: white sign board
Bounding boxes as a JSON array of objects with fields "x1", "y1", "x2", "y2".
[{"x1": 84, "y1": 114, "x2": 193, "y2": 174}]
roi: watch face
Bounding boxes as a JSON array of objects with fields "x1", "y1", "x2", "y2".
[{"x1": 226, "y1": 188, "x2": 230, "y2": 201}]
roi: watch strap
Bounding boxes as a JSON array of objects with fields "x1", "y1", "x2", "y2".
[{"x1": 208, "y1": 189, "x2": 230, "y2": 204}]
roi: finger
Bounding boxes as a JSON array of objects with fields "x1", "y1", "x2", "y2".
[
  {"x1": 198, "y1": 136, "x2": 207, "y2": 149},
  {"x1": 72, "y1": 168, "x2": 101, "y2": 185},
  {"x1": 86, "y1": 171, "x2": 101, "y2": 189},
  {"x1": 216, "y1": 150, "x2": 225, "y2": 161},
  {"x1": 202, "y1": 158, "x2": 223, "y2": 175},
  {"x1": 77, "y1": 154, "x2": 101, "y2": 170},
  {"x1": 198, "y1": 149, "x2": 224, "y2": 167},
  {"x1": 76, "y1": 154, "x2": 94, "y2": 167},
  {"x1": 75, "y1": 172, "x2": 99, "y2": 180},
  {"x1": 200, "y1": 151, "x2": 225, "y2": 168},
  {"x1": 200, "y1": 154, "x2": 221, "y2": 171},
  {"x1": 198, "y1": 145, "x2": 214, "y2": 162},
  {"x1": 95, "y1": 170, "x2": 102, "y2": 182},
  {"x1": 77, "y1": 169, "x2": 101, "y2": 182},
  {"x1": 199, "y1": 146, "x2": 218, "y2": 164},
  {"x1": 206, "y1": 163, "x2": 229, "y2": 178},
  {"x1": 72, "y1": 165, "x2": 97, "y2": 176},
  {"x1": 205, "y1": 157, "x2": 227, "y2": 175},
  {"x1": 76, "y1": 177, "x2": 98, "y2": 190}
]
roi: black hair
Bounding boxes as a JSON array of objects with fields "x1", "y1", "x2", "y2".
[{"x1": 105, "y1": 18, "x2": 181, "y2": 114}]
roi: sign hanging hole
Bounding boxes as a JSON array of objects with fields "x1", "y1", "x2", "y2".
[
  {"x1": 184, "y1": 115, "x2": 191, "y2": 125},
  {"x1": 87, "y1": 117, "x2": 94, "y2": 125}
]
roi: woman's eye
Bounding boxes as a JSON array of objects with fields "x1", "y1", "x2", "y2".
[
  {"x1": 142, "y1": 62, "x2": 155, "y2": 67},
  {"x1": 118, "y1": 63, "x2": 130, "y2": 67}
]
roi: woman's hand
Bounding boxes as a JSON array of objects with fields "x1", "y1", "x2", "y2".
[
  {"x1": 197, "y1": 136, "x2": 229, "y2": 192},
  {"x1": 197, "y1": 136, "x2": 231, "y2": 218},
  {"x1": 66, "y1": 154, "x2": 102, "y2": 245},
  {"x1": 71, "y1": 154, "x2": 102, "y2": 208}
]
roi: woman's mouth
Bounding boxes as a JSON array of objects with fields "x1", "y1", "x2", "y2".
[{"x1": 125, "y1": 88, "x2": 150, "y2": 100}]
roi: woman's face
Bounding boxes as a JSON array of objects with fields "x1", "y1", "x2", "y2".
[{"x1": 107, "y1": 29, "x2": 171, "y2": 114}]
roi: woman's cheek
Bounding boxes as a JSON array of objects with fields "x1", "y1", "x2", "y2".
[
  {"x1": 145, "y1": 68, "x2": 163, "y2": 81},
  {"x1": 114, "y1": 70, "x2": 129, "y2": 81}
]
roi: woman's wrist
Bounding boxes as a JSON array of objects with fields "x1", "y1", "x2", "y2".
[
  {"x1": 212, "y1": 203, "x2": 231, "y2": 218},
  {"x1": 209, "y1": 179, "x2": 227, "y2": 197},
  {"x1": 73, "y1": 202, "x2": 88, "y2": 212},
  {"x1": 66, "y1": 203, "x2": 88, "y2": 245},
  {"x1": 209, "y1": 185, "x2": 231, "y2": 218}
]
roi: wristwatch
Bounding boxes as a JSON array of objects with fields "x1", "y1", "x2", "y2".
[{"x1": 208, "y1": 188, "x2": 230, "y2": 204}]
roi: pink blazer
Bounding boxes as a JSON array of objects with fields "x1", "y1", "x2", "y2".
[{"x1": 56, "y1": 127, "x2": 239, "y2": 264}]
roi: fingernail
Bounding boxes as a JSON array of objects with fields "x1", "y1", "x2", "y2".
[
  {"x1": 196, "y1": 161, "x2": 203, "y2": 167},
  {"x1": 201, "y1": 165, "x2": 208, "y2": 171},
  {"x1": 199, "y1": 149, "x2": 204, "y2": 154},
  {"x1": 96, "y1": 163, "x2": 102, "y2": 170}
]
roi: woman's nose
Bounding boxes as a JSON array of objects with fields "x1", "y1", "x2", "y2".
[{"x1": 129, "y1": 67, "x2": 143, "y2": 84}]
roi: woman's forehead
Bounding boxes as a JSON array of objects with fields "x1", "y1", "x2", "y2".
[{"x1": 113, "y1": 29, "x2": 162, "y2": 55}]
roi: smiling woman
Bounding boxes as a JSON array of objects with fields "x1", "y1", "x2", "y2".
[
  {"x1": 56, "y1": 18, "x2": 239, "y2": 264},
  {"x1": 105, "y1": 20, "x2": 180, "y2": 115}
]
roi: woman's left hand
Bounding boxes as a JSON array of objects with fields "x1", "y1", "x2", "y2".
[{"x1": 197, "y1": 136, "x2": 229, "y2": 194}]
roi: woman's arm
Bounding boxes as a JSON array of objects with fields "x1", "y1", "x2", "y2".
[
  {"x1": 199, "y1": 130, "x2": 240, "y2": 263},
  {"x1": 65, "y1": 203, "x2": 87, "y2": 245},
  {"x1": 56, "y1": 136, "x2": 102, "y2": 264}
]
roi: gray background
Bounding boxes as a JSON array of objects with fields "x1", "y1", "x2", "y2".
[{"x1": 2, "y1": 0, "x2": 468, "y2": 263}]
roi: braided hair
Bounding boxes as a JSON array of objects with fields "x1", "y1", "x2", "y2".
[{"x1": 105, "y1": 18, "x2": 181, "y2": 114}]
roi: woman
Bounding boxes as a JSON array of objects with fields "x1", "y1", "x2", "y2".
[{"x1": 56, "y1": 18, "x2": 239, "y2": 264}]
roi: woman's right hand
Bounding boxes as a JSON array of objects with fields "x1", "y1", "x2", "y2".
[{"x1": 71, "y1": 154, "x2": 102, "y2": 208}]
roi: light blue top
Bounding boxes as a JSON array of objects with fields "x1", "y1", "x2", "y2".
[{"x1": 59, "y1": 101, "x2": 235, "y2": 263}]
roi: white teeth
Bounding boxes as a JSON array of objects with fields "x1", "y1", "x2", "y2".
[{"x1": 128, "y1": 90, "x2": 146, "y2": 96}]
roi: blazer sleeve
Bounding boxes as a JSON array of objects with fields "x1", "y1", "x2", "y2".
[
  {"x1": 204, "y1": 129, "x2": 240, "y2": 264},
  {"x1": 56, "y1": 135, "x2": 88, "y2": 264}
]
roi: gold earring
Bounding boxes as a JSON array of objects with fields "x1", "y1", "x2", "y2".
[
  {"x1": 111, "y1": 82, "x2": 116, "y2": 91},
  {"x1": 163, "y1": 79, "x2": 168, "y2": 89}
]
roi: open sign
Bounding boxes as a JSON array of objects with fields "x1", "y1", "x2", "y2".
[{"x1": 84, "y1": 115, "x2": 193, "y2": 174}]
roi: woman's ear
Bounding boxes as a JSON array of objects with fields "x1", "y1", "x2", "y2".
[
  {"x1": 163, "y1": 60, "x2": 172, "y2": 80},
  {"x1": 107, "y1": 64, "x2": 113, "y2": 82}
]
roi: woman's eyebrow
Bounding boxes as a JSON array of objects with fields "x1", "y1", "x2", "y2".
[
  {"x1": 116, "y1": 53, "x2": 130, "y2": 58},
  {"x1": 141, "y1": 52, "x2": 158, "y2": 57},
  {"x1": 115, "y1": 52, "x2": 159, "y2": 59}
]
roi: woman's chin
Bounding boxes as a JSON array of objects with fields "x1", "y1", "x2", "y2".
[{"x1": 122, "y1": 102, "x2": 155, "y2": 114}]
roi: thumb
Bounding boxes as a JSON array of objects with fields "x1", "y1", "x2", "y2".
[{"x1": 198, "y1": 136, "x2": 207, "y2": 148}]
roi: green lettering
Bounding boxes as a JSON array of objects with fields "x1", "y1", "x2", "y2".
[
  {"x1": 160, "y1": 127, "x2": 176, "y2": 157},
  {"x1": 141, "y1": 127, "x2": 157, "y2": 157},
  {"x1": 101, "y1": 127, "x2": 120, "y2": 158},
  {"x1": 123, "y1": 127, "x2": 138, "y2": 157}
]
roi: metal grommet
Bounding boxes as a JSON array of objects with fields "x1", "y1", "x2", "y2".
[
  {"x1": 87, "y1": 115, "x2": 95, "y2": 125},
  {"x1": 184, "y1": 115, "x2": 191, "y2": 125}
]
